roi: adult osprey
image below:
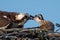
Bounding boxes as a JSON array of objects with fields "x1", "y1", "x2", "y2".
[
  {"x1": 0, "y1": 11, "x2": 31, "y2": 29},
  {"x1": 33, "y1": 14, "x2": 54, "y2": 32}
]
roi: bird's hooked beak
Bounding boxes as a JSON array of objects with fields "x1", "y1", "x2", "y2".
[{"x1": 29, "y1": 15, "x2": 34, "y2": 20}]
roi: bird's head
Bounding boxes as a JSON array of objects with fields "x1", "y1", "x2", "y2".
[{"x1": 33, "y1": 14, "x2": 44, "y2": 22}]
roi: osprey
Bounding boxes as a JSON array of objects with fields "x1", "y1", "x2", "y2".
[
  {"x1": 0, "y1": 11, "x2": 31, "y2": 29},
  {"x1": 33, "y1": 14, "x2": 54, "y2": 32}
]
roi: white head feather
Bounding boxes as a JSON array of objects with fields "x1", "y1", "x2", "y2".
[{"x1": 15, "y1": 14, "x2": 25, "y2": 20}]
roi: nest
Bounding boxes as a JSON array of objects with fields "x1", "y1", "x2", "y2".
[{"x1": 0, "y1": 28, "x2": 60, "y2": 40}]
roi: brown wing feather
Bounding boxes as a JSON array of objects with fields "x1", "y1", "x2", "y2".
[{"x1": 0, "y1": 16, "x2": 10, "y2": 27}]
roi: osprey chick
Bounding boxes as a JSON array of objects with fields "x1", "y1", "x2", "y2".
[{"x1": 33, "y1": 14, "x2": 54, "y2": 32}]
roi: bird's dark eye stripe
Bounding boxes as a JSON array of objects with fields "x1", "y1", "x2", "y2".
[
  {"x1": 20, "y1": 16, "x2": 28, "y2": 20},
  {"x1": 38, "y1": 16, "x2": 40, "y2": 19},
  {"x1": 25, "y1": 16, "x2": 28, "y2": 18},
  {"x1": 35, "y1": 15, "x2": 38, "y2": 17}
]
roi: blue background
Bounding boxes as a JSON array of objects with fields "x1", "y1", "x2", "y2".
[{"x1": 0, "y1": 0, "x2": 60, "y2": 32}]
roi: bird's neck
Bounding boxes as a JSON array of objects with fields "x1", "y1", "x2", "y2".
[{"x1": 38, "y1": 20, "x2": 45, "y2": 25}]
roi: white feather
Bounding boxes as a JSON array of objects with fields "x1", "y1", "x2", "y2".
[
  {"x1": 3, "y1": 16, "x2": 7, "y2": 18},
  {"x1": 16, "y1": 14, "x2": 25, "y2": 20}
]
